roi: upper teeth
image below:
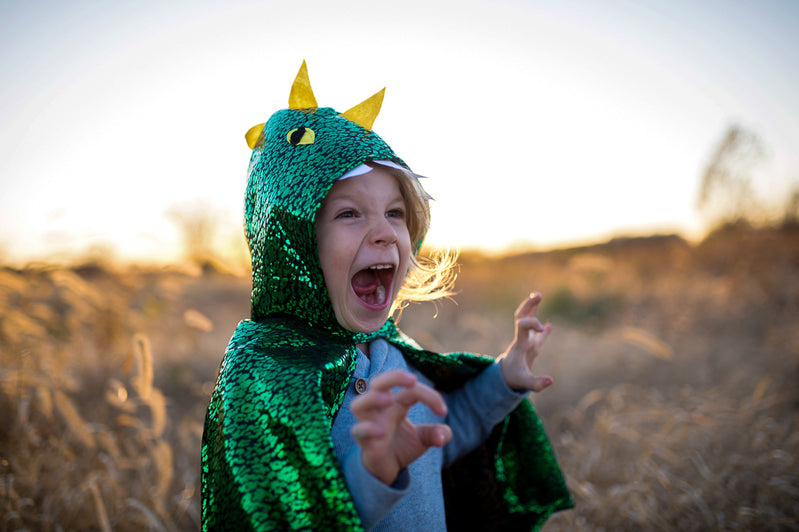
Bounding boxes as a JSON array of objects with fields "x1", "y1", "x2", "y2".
[{"x1": 370, "y1": 264, "x2": 392, "y2": 270}]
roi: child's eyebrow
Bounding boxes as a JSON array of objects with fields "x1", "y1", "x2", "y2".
[
  {"x1": 324, "y1": 191, "x2": 406, "y2": 204},
  {"x1": 322, "y1": 193, "x2": 356, "y2": 205}
]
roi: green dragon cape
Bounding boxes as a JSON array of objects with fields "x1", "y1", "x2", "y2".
[{"x1": 201, "y1": 61, "x2": 573, "y2": 531}]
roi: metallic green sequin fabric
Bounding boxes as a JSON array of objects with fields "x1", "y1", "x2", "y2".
[
  {"x1": 244, "y1": 106, "x2": 404, "y2": 328},
  {"x1": 201, "y1": 103, "x2": 572, "y2": 531}
]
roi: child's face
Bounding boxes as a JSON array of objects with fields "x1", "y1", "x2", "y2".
[{"x1": 316, "y1": 167, "x2": 412, "y2": 333}]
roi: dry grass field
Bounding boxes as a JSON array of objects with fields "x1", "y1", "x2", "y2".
[{"x1": 1, "y1": 224, "x2": 797, "y2": 530}]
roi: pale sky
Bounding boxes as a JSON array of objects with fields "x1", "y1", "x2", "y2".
[{"x1": 2, "y1": 0, "x2": 798, "y2": 264}]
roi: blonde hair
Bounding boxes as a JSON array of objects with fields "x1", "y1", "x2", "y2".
[{"x1": 372, "y1": 163, "x2": 459, "y2": 311}]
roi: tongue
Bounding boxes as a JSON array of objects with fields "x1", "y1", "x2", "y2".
[
  {"x1": 352, "y1": 269, "x2": 379, "y2": 295},
  {"x1": 351, "y1": 268, "x2": 388, "y2": 306}
]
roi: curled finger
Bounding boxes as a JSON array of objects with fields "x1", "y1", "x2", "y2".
[
  {"x1": 393, "y1": 382, "x2": 448, "y2": 417},
  {"x1": 415, "y1": 423, "x2": 453, "y2": 448},
  {"x1": 351, "y1": 421, "x2": 385, "y2": 444},
  {"x1": 367, "y1": 369, "x2": 418, "y2": 394},
  {"x1": 350, "y1": 390, "x2": 393, "y2": 420},
  {"x1": 517, "y1": 316, "x2": 545, "y2": 334},
  {"x1": 534, "y1": 322, "x2": 553, "y2": 348},
  {"x1": 515, "y1": 316, "x2": 546, "y2": 346}
]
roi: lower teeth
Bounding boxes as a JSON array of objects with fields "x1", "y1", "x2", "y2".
[{"x1": 376, "y1": 285, "x2": 386, "y2": 304}]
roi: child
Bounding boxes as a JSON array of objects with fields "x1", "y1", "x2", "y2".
[{"x1": 202, "y1": 61, "x2": 572, "y2": 531}]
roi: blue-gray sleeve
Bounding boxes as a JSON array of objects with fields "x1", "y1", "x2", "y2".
[
  {"x1": 341, "y1": 446, "x2": 410, "y2": 531},
  {"x1": 442, "y1": 361, "x2": 529, "y2": 466}
]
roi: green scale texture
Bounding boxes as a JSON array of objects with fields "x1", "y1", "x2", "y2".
[{"x1": 201, "y1": 104, "x2": 573, "y2": 531}]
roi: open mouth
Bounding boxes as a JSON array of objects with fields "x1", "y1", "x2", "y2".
[{"x1": 351, "y1": 264, "x2": 395, "y2": 309}]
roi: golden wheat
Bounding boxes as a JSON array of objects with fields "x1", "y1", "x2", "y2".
[{"x1": 1, "y1": 226, "x2": 797, "y2": 530}]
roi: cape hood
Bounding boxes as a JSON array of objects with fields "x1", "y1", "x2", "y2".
[{"x1": 243, "y1": 63, "x2": 407, "y2": 337}]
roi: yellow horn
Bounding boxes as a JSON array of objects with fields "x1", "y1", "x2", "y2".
[
  {"x1": 288, "y1": 60, "x2": 318, "y2": 109},
  {"x1": 245, "y1": 123, "x2": 265, "y2": 149},
  {"x1": 341, "y1": 87, "x2": 385, "y2": 131}
]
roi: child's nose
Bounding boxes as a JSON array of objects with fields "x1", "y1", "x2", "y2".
[{"x1": 370, "y1": 216, "x2": 398, "y2": 246}]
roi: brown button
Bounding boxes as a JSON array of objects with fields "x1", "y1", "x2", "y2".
[{"x1": 354, "y1": 378, "x2": 368, "y2": 394}]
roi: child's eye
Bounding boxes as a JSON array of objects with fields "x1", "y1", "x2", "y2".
[
  {"x1": 335, "y1": 209, "x2": 357, "y2": 219},
  {"x1": 386, "y1": 208, "x2": 405, "y2": 219}
]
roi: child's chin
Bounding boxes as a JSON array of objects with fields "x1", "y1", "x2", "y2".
[
  {"x1": 349, "y1": 319, "x2": 387, "y2": 334},
  {"x1": 341, "y1": 311, "x2": 391, "y2": 335}
]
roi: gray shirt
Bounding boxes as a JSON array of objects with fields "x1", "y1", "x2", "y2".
[{"x1": 330, "y1": 338, "x2": 528, "y2": 531}]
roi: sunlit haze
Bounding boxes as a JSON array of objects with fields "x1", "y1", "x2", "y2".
[{"x1": 2, "y1": 0, "x2": 798, "y2": 264}]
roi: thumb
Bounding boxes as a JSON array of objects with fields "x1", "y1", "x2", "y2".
[
  {"x1": 416, "y1": 424, "x2": 453, "y2": 448},
  {"x1": 528, "y1": 375, "x2": 554, "y2": 393}
]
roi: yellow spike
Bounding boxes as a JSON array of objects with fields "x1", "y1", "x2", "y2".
[
  {"x1": 341, "y1": 88, "x2": 385, "y2": 131},
  {"x1": 288, "y1": 60, "x2": 318, "y2": 109},
  {"x1": 245, "y1": 123, "x2": 265, "y2": 149}
]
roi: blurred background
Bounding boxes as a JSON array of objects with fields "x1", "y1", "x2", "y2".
[
  {"x1": 2, "y1": 0, "x2": 798, "y2": 263},
  {"x1": 1, "y1": 1, "x2": 797, "y2": 530}
]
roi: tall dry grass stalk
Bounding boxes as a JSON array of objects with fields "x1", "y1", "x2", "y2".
[
  {"x1": 87, "y1": 476, "x2": 113, "y2": 532},
  {"x1": 130, "y1": 334, "x2": 154, "y2": 401}
]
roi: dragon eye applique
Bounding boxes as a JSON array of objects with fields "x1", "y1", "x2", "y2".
[{"x1": 286, "y1": 127, "x2": 315, "y2": 146}]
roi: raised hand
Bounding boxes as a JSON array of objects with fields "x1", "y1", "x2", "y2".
[
  {"x1": 498, "y1": 292, "x2": 554, "y2": 393},
  {"x1": 349, "y1": 369, "x2": 453, "y2": 485}
]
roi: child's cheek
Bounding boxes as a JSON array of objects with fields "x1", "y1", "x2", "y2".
[{"x1": 395, "y1": 264, "x2": 411, "y2": 293}]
